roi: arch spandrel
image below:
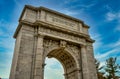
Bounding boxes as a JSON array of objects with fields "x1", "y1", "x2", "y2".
[
  {"x1": 43, "y1": 39, "x2": 80, "y2": 69},
  {"x1": 65, "y1": 45, "x2": 81, "y2": 69},
  {"x1": 43, "y1": 39, "x2": 82, "y2": 79}
]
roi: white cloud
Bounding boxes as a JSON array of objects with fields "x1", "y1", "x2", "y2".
[
  {"x1": 106, "y1": 12, "x2": 120, "y2": 21},
  {"x1": 0, "y1": 51, "x2": 13, "y2": 78},
  {"x1": 44, "y1": 58, "x2": 64, "y2": 79},
  {"x1": 64, "y1": 0, "x2": 97, "y2": 9},
  {"x1": 104, "y1": 6, "x2": 120, "y2": 32},
  {"x1": 107, "y1": 39, "x2": 120, "y2": 48},
  {"x1": 0, "y1": 19, "x2": 17, "y2": 33},
  {"x1": 95, "y1": 48, "x2": 119, "y2": 59},
  {"x1": 95, "y1": 39, "x2": 120, "y2": 61},
  {"x1": 0, "y1": 19, "x2": 16, "y2": 78},
  {"x1": 0, "y1": 19, "x2": 16, "y2": 50},
  {"x1": 117, "y1": 56, "x2": 120, "y2": 63},
  {"x1": 91, "y1": 33, "x2": 103, "y2": 51},
  {"x1": 64, "y1": 0, "x2": 78, "y2": 4},
  {"x1": 105, "y1": 4, "x2": 120, "y2": 21},
  {"x1": 0, "y1": 37, "x2": 15, "y2": 51},
  {"x1": 99, "y1": 61, "x2": 105, "y2": 68},
  {"x1": 61, "y1": 10, "x2": 78, "y2": 16},
  {"x1": 106, "y1": 12, "x2": 117, "y2": 21},
  {"x1": 95, "y1": 40, "x2": 120, "y2": 61},
  {"x1": 105, "y1": 5, "x2": 113, "y2": 12},
  {"x1": 79, "y1": 2, "x2": 96, "y2": 9},
  {"x1": 45, "y1": 58, "x2": 60, "y2": 67}
]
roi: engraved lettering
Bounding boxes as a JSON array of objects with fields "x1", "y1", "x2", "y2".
[{"x1": 46, "y1": 14, "x2": 78, "y2": 30}]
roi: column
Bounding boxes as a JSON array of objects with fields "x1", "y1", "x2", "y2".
[
  {"x1": 64, "y1": 73, "x2": 68, "y2": 79},
  {"x1": 86, "y1": 44, "x2": 98, "y2": 79},
  {"x1": 80, "y1": 45, "x2": 90, "y2": 79},
  {"x1": 76, "y1": 68, "x2": 82, "y2": 79},
  {"x1": 34, "y1": 35, "x2": 44, "y2": 79}
]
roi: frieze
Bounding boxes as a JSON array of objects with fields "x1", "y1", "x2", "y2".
[
  {"x1": 43, "y1": 39, "x2": 59, "y2": 47},
  {"x1": 49, "y1": 15, "x2": 76, "y2": 27},
  {"x1": 38, "y1": 26, "x2": 85, "y2": 45}
]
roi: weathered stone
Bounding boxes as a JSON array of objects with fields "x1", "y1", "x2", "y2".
[{"x1": 10, "y1": 5, "x2": 98, "y2": 79}]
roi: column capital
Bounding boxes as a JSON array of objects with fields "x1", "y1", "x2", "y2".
[
  {"x1": 34, "y1": 33, "x2": 45, "y2": 38},
  {"x1": 38, "y1": 33, "x2": 45, "y2": 38},
  {"x1": 80, "y1": 44, "x2": 86, "y2": 48}
]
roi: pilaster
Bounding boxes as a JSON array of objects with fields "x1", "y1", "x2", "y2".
[
  {"x1": 86, "y1": 43, "x2": 98, "y2": 79},
  {"x1": 33, "y1": 34, "x2": 44, "y2": 79},
  {"x1": 76, "y1": 69, "x2": 82, "y2": 79},
  {"x1": 9, "y1": 32, "x2": 22, "y2": 79},
  {"x1": 80, "y1": 45, "x2": 90, "y2": 79}
]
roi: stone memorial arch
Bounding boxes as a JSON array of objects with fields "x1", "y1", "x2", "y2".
[{"x1": 10, "y1": 5, "x2": 98, "y2": 79}]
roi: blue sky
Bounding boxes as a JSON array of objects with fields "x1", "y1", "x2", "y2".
[{"x1": 0, "y1": 0, "x2": 120, "y2": 78}]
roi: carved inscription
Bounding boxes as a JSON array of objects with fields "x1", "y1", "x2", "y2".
[
  {"x1": 50, "y1": 16, "x2": 76, "y2": 27},
  {"x1": 46, "y1": 13, "x2": 79, "y2": 31},
  {"x1": 39, "y1": 27, "x2": 85, "y2": 45}
]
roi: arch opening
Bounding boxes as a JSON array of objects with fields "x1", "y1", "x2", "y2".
[
  {"x1": 44, "y1": 48, "x2": 78, "y2": 79},
  {"x1": 44, "y1": 57, "x2": 64, "y2": 79}
]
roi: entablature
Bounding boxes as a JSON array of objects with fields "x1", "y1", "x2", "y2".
[
  {"x1": 19, "y1": 5, "x2": 89, "y2": 35},
  {"x1": 14, "y1": 20, "x2": 94, "y2": 44}
]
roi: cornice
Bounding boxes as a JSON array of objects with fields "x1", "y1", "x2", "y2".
[
  {"x1": 19, "y1": 5, "x2": 89, "y2": 28},
  {"x1": 14, "y1": 20, "x2": 94, "y2": 43}
]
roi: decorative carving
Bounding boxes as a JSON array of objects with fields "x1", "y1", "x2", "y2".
[
  {"x1": 43, "y1": 39, "x2": 59, "y2": 55},
  {"x1": 67, "y1": 44, "x2": 80, "y2": 60},
  {"x1": 43, "y1": 39, "x2": 52, "y2": 47},
  {"x1": 60, "y1": 40, "x2": 67, "y2": 48},
  {"x1": 39, "y1": 26, "x2": 85, "y2": 45}
]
